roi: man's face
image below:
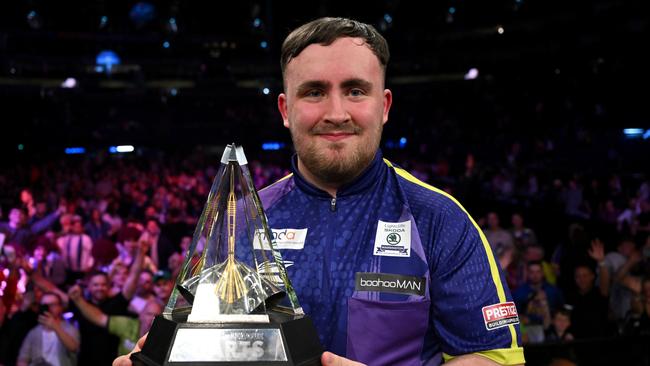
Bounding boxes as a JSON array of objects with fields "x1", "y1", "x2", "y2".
[
  {"x1": 9, "y1": 209, "x2": 24, "y2": 226},
  {"x1": 154, "y1": 279, "x2": 173, "y2": 302},
  {"x1": 527, "y1": 264, "x2": 544, "y2": 285},
  {"x1": 278, "y1": 37, "x2": 392, "y2": 186},
  {"x1": 139, "y1": 301, "x2": 162, "y2": 336},
  {"x1": 137, "y1": 272, "x2": 154, "y2": 296},
  {"x1": 40, "y1": 294, "x2": 63, "y2": 318},
  {"x1": 146, "y1": 220, "x2": 160, "y2": 236},
  {"x1": 574, "y1": 266, "x2": 595, "y2": 293},
  {"x1": 88, "y1": 274, "x2": 109, "y2": 303},
  {"x1": 487, "y1": 213, "x2": 499, "y2": 229}
]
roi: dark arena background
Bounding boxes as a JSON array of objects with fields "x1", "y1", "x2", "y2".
[{"x1": 1, "y1": 1, "x2": 649, "y2": 365}]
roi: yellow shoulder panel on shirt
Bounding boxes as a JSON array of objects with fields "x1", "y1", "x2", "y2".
[
  {"x1": 384, "y1": 158, "x2": 520, "y2": 350},
  {"x1": 262, "y1": 173, "x2": 293, "y2": 189},
  {"x1": 443, "y1": 348, "x2": 526, "y2": 365}
]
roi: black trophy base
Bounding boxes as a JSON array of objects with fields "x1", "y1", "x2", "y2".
[{"x1": 130, "y1": 311, "x2": 322, "y2": 366}]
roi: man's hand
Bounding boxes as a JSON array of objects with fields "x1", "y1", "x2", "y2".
[
  {"x1": 38, "y1": 312, "x2": 61, "y2": 331},
  {"x1": 67, "y1": 284, "x2": 83, "y2": 302},
  {"x1": 113, "y1": 333, "x2": 147, "y2": 366},
  {"x1": 588, "y1": 239, "x2": 606, "y2": 263},
  {"x1": 321, "y1": 352, "x2": 365, "y2": 366}
]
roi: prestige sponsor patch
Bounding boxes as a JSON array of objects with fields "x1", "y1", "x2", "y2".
[
  {"x1": 482, "y1": 302, "x2": 520, "y2": 330},
  {"x1": 355, "y1": 272, "x2": 426, "y2": 296}
]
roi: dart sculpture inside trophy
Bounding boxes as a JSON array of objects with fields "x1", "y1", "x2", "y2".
[{"x1": 130, "y1": 143, "x2": 322, "y2": 365}]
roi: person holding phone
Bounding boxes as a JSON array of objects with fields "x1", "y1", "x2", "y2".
[{"x1": 17, "y1": 292, "x2": 80, "y2": 366}]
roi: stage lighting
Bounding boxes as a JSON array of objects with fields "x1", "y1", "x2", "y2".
[
  {"x1": 497, "y1": 26, "x2": 505, "y2": 34},
  {"x1": 96, "y1": 50, "x2": 121, "y2": 72},
  {"x1": 253, "y1": 18, "x2": 262, "y2": 28},
  {"x1": 260, "y1": 41, "x2": 268, "y2": 49},
  {"x1": 61, "y1": 78, "x2": 77, "y2": 88},
  {"x1": 26, "y1": 10, "x2": 42, "y2": 30},
  {"x1": 99, "y1": 15, "x2": 109, "y2": 29},
  {"x1": 129, "y1": 2, "x2": 156, "y2": 28},
  {"x1": 464, "y1": 68, "x2": 479, "y2": 80},
  {"x1": 623, "y1": 128, "x2": 644, "y2": 138},
  {"x1": 163, "y1": 41, "x2": 170, "y2": 49},
  {"x1": 18, "y1": 144, "x2": 24, "y2": 151},
  {"x1": 109, "y1": 145, "x2": 135, "y2": 153},
  {"x1": 65, "y1": 147, "x2": 86, "y2": 155},
  {"x1": 262, "y1": 142, "x2": 284, "y2": 151},
  {"x1": 166, "y1": 17, "x2": 178, "y2": 33},
  {"x1": 262, "y1": 87, "x2": 270, "y2": 95}
]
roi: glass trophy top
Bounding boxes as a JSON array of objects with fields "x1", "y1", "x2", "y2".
[{"x1": 164, "y1": 143, "x2": 303, "y2": 323}]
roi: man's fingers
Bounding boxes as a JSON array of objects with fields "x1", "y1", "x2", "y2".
[
  {"x1": 112, "y1": 333, "x2": 147, "y2": 366},
  {"x1": 321, "y1": 351, "x2": 365, "y2": 366},
  {"x1": 136, "y1": 333, "x2": 148, "y2": 349},
  {"x1": 112, "y1": 355, "x2": 132, "y2": 366}
]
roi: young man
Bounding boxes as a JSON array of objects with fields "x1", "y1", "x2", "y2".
[
  {"x1": 116, "y1": 17, "x2": 524, "y2": 366},
  {"x1": 17, "y1": 292, "x2": 80, "y2": 366}
]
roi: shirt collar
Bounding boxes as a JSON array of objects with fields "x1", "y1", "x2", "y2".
[{"x1": 291, "y1": 150, "x2": 386, "y2": 198}]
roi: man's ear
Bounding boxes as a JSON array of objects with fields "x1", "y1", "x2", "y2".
[
  {"x1": 278, "y1": 93, "x2": 290, "y2": 128},
  {"x1": 382, "y1": 88, "x2": 393, "y2": 125}
]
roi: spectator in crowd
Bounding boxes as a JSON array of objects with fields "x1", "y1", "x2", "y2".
[
  {"x1": 139, "y1": 219, "x2": 174, "y2": 271},
  {"x1": 127, "y1": 270, "x2": 156, "y2": 314},
  {"x1": 565, "y1": 264, "x2": 611, "y2": 339},
  {"x1": 27, "y1": 238, "x2": 145, "y2": 366},
  {"x1": 0, "y1": 287, "x2": 41, "y2": 365},
  {"x1": 31, "y1": 238, "x2": 67, "y2": 287},
  {"x1": 56, "y1": 215, "x2": 94, "y2": 285},
  {"x1": 544, "y1": 308, "x2": 574, "y2": 343},
  {"x1": 510, "y1": 212, "x2": 537, "y2": 249},
  {"x1": 152, "y1": 270, "x2": 173, "y2": 305},
  {"x1": 622, "y1": 278, "x2": 650, "y2": 336},
  {"x1": 108, "y1": 263, "x2": 129, "y2": 297},
  {"x1": 68, "y1": 286, "x2": 162, "y2": 357},
  {"x1": 514, "y1": 261, "x2": 564, "y2": 328},
  {"x1": 0, "y1": 206, "x2": 63, "y2": 250},
  {"x1": 112, "y1": 227, "x2": 156, "y2": 273},
  {"x1": 85, "y1": 208, "x2": 111, "y2": 242},
  {"x1": 17, "y1": 292, "x2": 79, "y2": 366},
  {"x1": 484, "y1": 211, "x2": 515, "y2": 251}
]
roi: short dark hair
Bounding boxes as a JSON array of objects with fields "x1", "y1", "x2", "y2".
[{"x1": 280, "y1": 17, "x2": 389, "y2": 80}]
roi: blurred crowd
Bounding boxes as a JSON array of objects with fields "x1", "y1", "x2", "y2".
[{"x1": 0, "y1": 148, "x2": 649, "y2": 365}]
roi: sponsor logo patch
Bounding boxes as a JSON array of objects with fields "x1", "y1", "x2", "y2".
[
  {"x1": 253, "y1": 228, "x2": 308, "y2": 250},
  {"x1": 482, "y1": 302, "x2": 520, "y2": 330},
  {"x1": 355, "y1": 272, "x2": 426, "y2": 296},
  {"x1": 373, "y1": 220, "x2": 411, "y2": 257}
]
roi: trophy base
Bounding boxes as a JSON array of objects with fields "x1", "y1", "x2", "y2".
[{"x1": 130, "y1": 310, "x2": 322, "y2": 366}]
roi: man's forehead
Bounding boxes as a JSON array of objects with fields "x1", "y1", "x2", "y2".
[{"x1": 284, "y1": 37, "x2": 382, "y2": 82}]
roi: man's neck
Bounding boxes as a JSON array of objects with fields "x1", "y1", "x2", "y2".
[{"x1": 296, "y1": 159, "x2": 340, "y2": 198}]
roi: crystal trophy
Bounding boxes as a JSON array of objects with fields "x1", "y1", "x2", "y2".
[{"x1": 130, "y1": 144, "x2": 322, "y2": 365}]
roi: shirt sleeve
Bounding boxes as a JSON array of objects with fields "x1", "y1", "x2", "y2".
[
  {"x1": 428, "y1": 200, "x2": 525, "y2": 365},
  {"x1": 17, "y1": 329, "x2": 35, "y2": 363},
  {"x1": 108, "y1": 316, "x2": 139, "y2": 341}
]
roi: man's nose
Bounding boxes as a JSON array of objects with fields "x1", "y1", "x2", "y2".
[{"x1": 324, "y1": 95, "x2": 350, "y2": 124}]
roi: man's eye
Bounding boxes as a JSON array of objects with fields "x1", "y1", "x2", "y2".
[
  {"x1": 349, "y1": 89, "x2": 365, "y2": 97},
  {"x1": 305, "y1": 90, "x2": 324, "y2": 97}
]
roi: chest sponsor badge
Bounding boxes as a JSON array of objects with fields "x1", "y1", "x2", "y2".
[
  {"x1": 482, "y1": 302, "x2": 520, "y2": 330},
  {"x1": 373, "y1": 220, "x2": 411, "y2": 257},
  {"x1": 253, "y1": 228, "x2": 308, "y2": 250},
  {"x1": 355, "y1": 272, "x2": 426, "y2": 296}
]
